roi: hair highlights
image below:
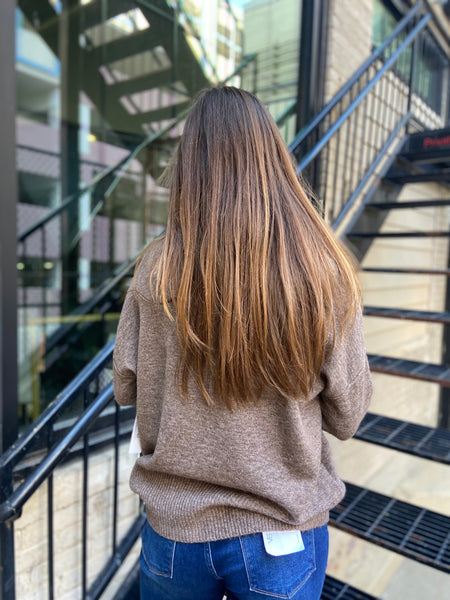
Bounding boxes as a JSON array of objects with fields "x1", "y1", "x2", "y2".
[{"x1": 153, "y1": 86, "x2": 360, "y2": 409}]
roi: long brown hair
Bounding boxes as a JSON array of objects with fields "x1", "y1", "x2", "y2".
[{"x1": 153, "y1": 86, "x2": 360, "y2": 409}]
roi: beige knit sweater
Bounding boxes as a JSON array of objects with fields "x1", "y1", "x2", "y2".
[{"x1": 113, "y1": 238, "x2": 372, "y2": 543}]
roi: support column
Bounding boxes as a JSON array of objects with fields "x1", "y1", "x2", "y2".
[
  {"x1": 0, "y1": 4, "x2": 18, "y2": 599},
  {"x1": 60, "y1": 0, "x2": 82, "y2": 313},
  {"x1": 296, "y1": 0, "x2": 330, "y2": 198},
  {"x1": 296, "y1": 0, "x2": 329, "y2": 132},
  {"x1": 439, "y1": 244, "x2": 450, "y2": 430},
  {"x1": 0, "y1": 0, "x2": 19, "y2": 453}
]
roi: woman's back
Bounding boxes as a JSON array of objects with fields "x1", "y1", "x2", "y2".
[{"x1": 113, "y1": 86, "x2": 372, "y2": 600}]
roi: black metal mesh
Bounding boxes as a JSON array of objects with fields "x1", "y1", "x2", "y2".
[
  {"x1": 368, "y1": 354, "x2": 450, "y2": 385},
  {"x1": 330, "y1": 483, "x2": 450, "y2": 573},
  {"x1": 321, "y1": 576, "x2": 378, "y2": 600},
  {"x1": 355, "y1": 414, "x2": 450, "y2": 464}
]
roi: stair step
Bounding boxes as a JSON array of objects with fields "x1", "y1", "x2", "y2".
[
  {"x1": 133, "y1": 101, "x2": 192, "y2": 125},
  {"x1": 369, "y1": 199, "x2": 450, "y2": 210},
  {"x1": 109, "y1": 68, "x2": 174, "y2": 99},
  {"x1": 321, "y1": 576, "x2": 377, "y2": 600},
  {"x1": 386, "y1": 172, "x2": 450, "y2": 184},
  {"x1": 89, "y1": 28, "x2": 166, "y2": 67},
  {"x1": 355, "y1": 413, "x2": 450, "y2": 464},
  {"x1": 330, "y1": 483, "x2": 450, "y2": 573},
  {"x1": 368, "y1": 354, "x2": 450, "y2": 386},
  {"x1": 363, "y1": 267, "x2": 450, "y2": 276},
  {"x1": 81, "y1": 0, "x2": 137, "y2": 31},
  {"x1": 350, "y1": 231, "x2": 450, "y2": 238},
  {"x1": 363, "y1": 306, "x2": 450, "y2": 324}
]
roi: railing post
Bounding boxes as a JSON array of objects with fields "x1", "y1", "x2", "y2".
[
  {"x1": 406, "y1": 16, "x2": 419, "y2": 133},
  {"x1": 252, "y1": 54, "x2": 258, "y2": 95},
  {"x1": 0, "y1": 466, "x2": 15, "y2": 600}
]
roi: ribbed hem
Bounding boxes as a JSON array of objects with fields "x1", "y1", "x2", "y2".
[
  {"x1": 146, "y1": 505, "x2": 330, "y2": 543},
  {"x1": 131, "y1": 466, "x2": 343, "y2": 543}
]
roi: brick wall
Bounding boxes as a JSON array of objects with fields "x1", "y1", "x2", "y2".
[{"x1": 325, "y1": 0, "x2": 373, "y2": 102}]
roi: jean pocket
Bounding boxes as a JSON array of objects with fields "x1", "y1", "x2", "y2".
[
  {"x1": 141, "y1": 521, "x2": 176, "y2": 578},
  {"x1": 239, "y1": 530, "x2": 316, "y2": 599}
]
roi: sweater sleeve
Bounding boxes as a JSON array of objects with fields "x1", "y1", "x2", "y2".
[
  {"x1": 113, "y1": 290, "x2": 139, "y2": 406},
  {"x1": 319, "y1": 306, "x2": 372, "y2": 440}
]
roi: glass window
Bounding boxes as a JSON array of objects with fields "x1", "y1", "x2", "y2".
[
  {"x1": 15, "y1": 0, "x2": 304, "y2": 425},
  {"x1": 371, "y1": 0, "x2": 445, "y2": 115}
]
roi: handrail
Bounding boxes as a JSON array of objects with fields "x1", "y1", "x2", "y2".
[
  {"x1": 0, "y1": 339, "x2": 115, "y2": 473},
  {"x1": 275, "y1": 99, "x2": 297, "y2": 127},
  {"x1": 86, "y1": 513, "x2": 146, "y2": 600},
  {"x1": 289, "y1": 1, "x2": 424, "y2": 155},
  {"x1": 423, "y1": 0, "x2": 450, "y2": 47},
  {"x1": 0, "y1": 383, "x2": 114, "y2": 524},
  {"x1": 43, "y1": 253, "x2": 140, "y2": 356},
  {"x1": 17, "y1": 114, "x2": 185, "y2": 243},
  {"x1": 332, "y1": 111, "x2": 411, "y2": 230},
  {"x1": 295, "y1": 13, "x2": 431, "y2": 172},
  {"x1": 222, "y1": 52, "x2": 257, "y2": 84}
]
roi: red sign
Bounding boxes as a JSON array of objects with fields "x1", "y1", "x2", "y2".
[{"x1": 423, "y1": 135, "x2": 450, "y2": 149}]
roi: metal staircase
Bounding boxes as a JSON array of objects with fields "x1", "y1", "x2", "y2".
[
  {"x1": 2, "y1": 1, "x2": 450, "y2": 599},
  {"x1": 18, "y1": 0, "x2": 210, "y2": 144},
  {"x1": 290, "y1": 0, "x2": 450, "y2": 594},
  {"x1": 15, "y1": 0, "x2": 256, "y2": 417}
]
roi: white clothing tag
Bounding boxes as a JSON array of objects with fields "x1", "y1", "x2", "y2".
[
  {"x1": 129, "y1": 417, "x2": 142, "y2": 454},
  {"x1": 262, "y1": 531, "x2": 304, "y2": 556}
]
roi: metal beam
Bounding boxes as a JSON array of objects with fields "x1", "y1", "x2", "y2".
[
  {"x1": 60, "y1": 0, "x2": 82, "y2": 313},
  {"x1": 0, "y1": 3, "x2": 18, "y2": 599},
  {"x1": 296, "y1": 0, "x2": 329, "y2": 132},
  {"x1": 0, "y1": 0, "x2": 18, "y2": 453}
]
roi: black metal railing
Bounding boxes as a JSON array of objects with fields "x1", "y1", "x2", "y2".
[
  {"x1": 7, "y1": 2, "x2": 450, "y2": 598},
  {"x1": 289, "y1": 0, "x2": 449, "y2": 227},
  {"x1": 0, "y1": 341, "x2": 145, "y2": 600}
]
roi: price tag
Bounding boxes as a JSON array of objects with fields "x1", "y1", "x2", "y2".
[
  {"x1": 129, "y1": 417, "x2": 142, "y2": 454},
  {"x1": 262, "y1": 531, "x2": 304, "y2": 556}
]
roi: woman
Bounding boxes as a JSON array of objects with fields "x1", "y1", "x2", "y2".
[{"x1": 113, "y1": 86, "x2": 372, "y2": 600}]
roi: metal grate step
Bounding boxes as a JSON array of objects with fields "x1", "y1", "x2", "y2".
[
  {"x1": 368, "y1": 354, "x2": 450, "y2": 386},
  {"x1": 385, "y1": 173, "x2": 450, "y2": 185},
  {"x1": 363, "y1": 267, "x2": 450, "y2": 276},
  {"x1": 330, "y1": 483, "x2": 450, "y2": 573},
  {"x1": 350, "y1": 231, "x2": 450, "y2": 238},
  {"x1": 364, "y1": 306, "x2": 450, "y2": 324},
  {"x1": 321, "y1": 576, "x2": 378, "y2": 600},
  {"x1": 369, "y1": 199, "x2": 450, "y2": 210},
  {"x1": 355, "y1": 413, "x2": 450, "y2": 464}
]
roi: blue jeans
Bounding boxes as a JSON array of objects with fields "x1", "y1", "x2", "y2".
[{"x1": 140, "y1": 521, "x2": 329, "y2": 600}]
